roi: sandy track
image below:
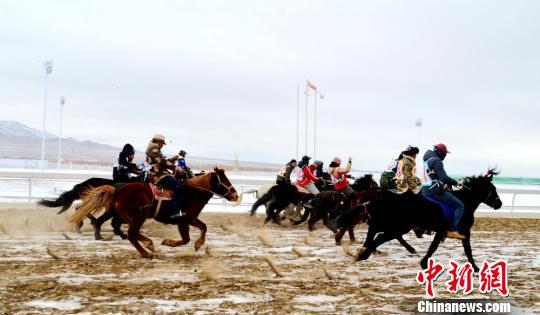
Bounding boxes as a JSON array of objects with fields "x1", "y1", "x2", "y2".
[{"x1": 0, "y1": 207, "x2": 538, "y2": 314}]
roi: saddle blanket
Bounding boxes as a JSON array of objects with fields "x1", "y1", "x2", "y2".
[
  {"x1": 422, "y1": 195, "x2": 453, "y2": 221},
  {"x1": 150, "y1": 184, "x2": 174, "y2": 200}
]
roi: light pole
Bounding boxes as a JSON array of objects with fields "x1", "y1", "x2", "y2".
[
  {"x1": 57, "y1": 97, "x2": 65, "y2": 170},
  {"x1": 41, "y1": 60, "x2": 53, "y2": 171}
]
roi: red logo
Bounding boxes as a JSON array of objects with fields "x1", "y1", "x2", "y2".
[
  {"x1": 479, "y1": 260, "x2": 509, "y2": 296},
  {"x1": 416, "y1": 258, "x2": 445, "y2": 298},
  {"x1": 446, "y1": 260, "x2": 474, "y2": 294}
]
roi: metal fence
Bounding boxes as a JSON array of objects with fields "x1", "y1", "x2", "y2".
[{"x1": 0, "y1": 173, "x2": 539, "y2": 214}]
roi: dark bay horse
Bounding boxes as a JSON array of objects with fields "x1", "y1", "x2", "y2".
[
  {"x1": 249, "y1": 184, "x2": 313, "y2": 224},
  {"x1": 69, "y1": 168, "x2": 238, "y2": 258},
  {"x1": 355, "y1": 169, "x2": 502, "y2": 272}
]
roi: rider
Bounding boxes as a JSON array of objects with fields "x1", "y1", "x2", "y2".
[
  {"x1": 176, "y1": 149, "x2": 194, "y2": 180},
  {"x1": 328, "y1": 156, "x2": 354, "y2": 195},
  {"x1": 313, "y1": 160, "x2": 327, "y2": 178},
  {"x1": 146, "y1": 134, "x2": 184, "y2": 218},
  {"x1": 421, "y1": 143, "x2": 465, "y2": 240},
  {"x1": 113, "y1": 143, "x2": 140, "y2": 183},
  {"x1": 395, "y1": 145, "x2": 421, "y2": 194},
  {"x1": 276, "y1": 159, "x2": 297, "y2": 186},
  {"x1": 296, "y1": 155, "x2": 320, "y2": 194}
]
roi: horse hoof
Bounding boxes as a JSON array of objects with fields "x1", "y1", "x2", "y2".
[
  {"x1": 120, "y1": 235, "x2": 128, "y2": 240},
  {"x1": 95, "y1": 236, "x2": 103, "y2": 241},
  {"x1": 161, "y1": 239, "x2": 173, "y2": 247},
  {"x1": 411, "y1": 250, "x2": 417, "y2": 255},
  {"x1": 147, "y1": 244, "x2": 155, "y2": 253},
  {"x1": 420, "y1": 260, "x2": 428, "y2": 269},
  {"x1": 194, "y1": 241, "x2": 203, "y2": 252},
  {"x1": 335, "y1": 241, "x2": 341, "y2": 246}
]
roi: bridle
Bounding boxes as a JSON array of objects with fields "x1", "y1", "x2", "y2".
[
  {"x1": 207, "y1": 172, "x2": 235, "y2": 200},
  {"x1": 483, "y1": 189, "x2": 501, "y2": 207}
]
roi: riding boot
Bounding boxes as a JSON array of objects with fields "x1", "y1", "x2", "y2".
[{"x1": 446, "y1": 231, "x2": 466, "y2": 240}]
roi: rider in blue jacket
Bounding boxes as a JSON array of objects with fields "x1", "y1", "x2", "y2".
[{"x1": 421, "y1": 143, "x2": 465, "y2": 240}]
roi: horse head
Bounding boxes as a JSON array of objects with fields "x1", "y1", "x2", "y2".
[
  {"x1": 210, "y1": 167, "x2": 238, "y2": 202},
  {"x1": 351, "y1": 174, "x2": 379, "y2": 192},
  {"x1": 464, "y1": 168, "x2": 502, "y2": 210}
]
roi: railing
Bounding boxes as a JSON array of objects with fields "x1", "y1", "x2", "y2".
[{"x1": 0, "y1": 173, "x2": 539, "y2": 214}]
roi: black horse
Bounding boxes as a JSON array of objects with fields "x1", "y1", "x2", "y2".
[
  {"x1": 293, "y1": 174, "x2": 378, "y2": 230},
  {"x1": 38, "y1": 177, "x2": 127, "y2": 239},
  {"x1": 355, "y1": 169, "x2": 502, "y2": 272},
  {"x1": 249, "y1": 184, "x2": 313, "y2": 224}
]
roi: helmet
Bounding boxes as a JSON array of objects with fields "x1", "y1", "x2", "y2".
[
  {"x1": 314, "y1": 160, "x2": 323, "y2": 167},
  {"x1": 434, "y1": 143, "x2": 450, "y2": 154},
  {"x1": 301, "y1": 155, "x2": 311, "y2": 162},
  {"x1": 152, "y1": 134, "x2": 166, "y2": 144},
  {"x1": 179, "y1": 150, "x2": 187, "y2": 157},
  {"x1": 332, "y1": 156, "x2": 342, "y2": 165}
]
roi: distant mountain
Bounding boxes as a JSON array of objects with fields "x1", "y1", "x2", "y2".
[{"x1": 0, "y1": 120, "x2": 122, "y2": 164}]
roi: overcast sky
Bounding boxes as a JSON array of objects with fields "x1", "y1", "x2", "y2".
[{"x1": 1, "y1": 0, "x2": 539, "y2": 176}]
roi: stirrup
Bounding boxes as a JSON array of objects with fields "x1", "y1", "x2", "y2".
[{"x1": 170, "y1": 211, "x2": 185, "y2": 219}]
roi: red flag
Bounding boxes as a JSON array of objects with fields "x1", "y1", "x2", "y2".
[{"x1": 307, "y1": 80, "x2": 317, "y2": 90}]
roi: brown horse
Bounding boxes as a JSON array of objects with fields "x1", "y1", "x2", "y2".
[{"x1": 69, "y1": 168, "x2": 238, "y2": 258}]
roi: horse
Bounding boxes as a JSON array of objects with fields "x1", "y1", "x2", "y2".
[
  {"x1": 355, "y1": 169, "x2": 502, "y2": 272},
  {"x1": 69, "y1": 168, "x2": 238, "y2": 258},
  {"x1": 293, "y1": 174, "x2": 378, "y2": 230},
  {"x1": 249, "y1": 183, "x2": 313, "y2": 224}
]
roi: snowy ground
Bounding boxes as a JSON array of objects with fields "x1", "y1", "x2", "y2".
[{"x1": 0, "y1": 206, "x2": 538, "y2": 314}]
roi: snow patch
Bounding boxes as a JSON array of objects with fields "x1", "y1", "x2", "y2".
[
  {"x1": 292, "y1": 294, "x2": 345, "y2": 303},
  {"x1": 24, "y1": 297, "x2": 82, "y2": 311}
]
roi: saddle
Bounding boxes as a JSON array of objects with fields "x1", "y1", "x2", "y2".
[{"x1": 422, "y1": 195, "x2": 453, "y2": 221}]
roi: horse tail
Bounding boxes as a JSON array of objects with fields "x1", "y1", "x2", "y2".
[
  {"x1": 249, "y1": 191, "x2": 272, "y2": 215},
  {"x1": 37, "y1": 186, "x2": 80, "y2": 213},
  {"x1": 68, "y1": 186, "x2": 116, "y2": 225}
]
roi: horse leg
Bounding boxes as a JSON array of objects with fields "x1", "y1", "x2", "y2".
[
  {"x1": 396, "y1": 235, "x2": 417, "y2": 254},
  {"x1": 161, "y1": 223, "x2": 190, "y2": 247},
  {"x1": 94, "y1": 211, "x2": 112, "y2": 240},
  {"x1": 127, "y1": 218, "x2": 152, "y2": 258},
  {"x1": 356, "y1": 232, "x2": 396, "y2": 261},
  {"x1": 138, "y1": 234, "x2": 155, "y2": 253},
  {"x1": 334, "y1": 228, "x2": 347, "y2": 245},
  {"x1": 112, "y1": 215, "x2": 127, "y2": 239},
  {"x1": 87, "y1": 214, "x2": 97, "y2": 226},
  {"x1": 307, "y1": 209, "x2": 323, "y2": 231},
  {"x1": 264, "y1": 200, "x2": 276, "y2": 224},
  {"x1": 461, "y1": 230, "x2": 479, "y2": 272},
  {"x1": 355, "y1": 226, "x2": 377, "y2": 260},
  {"x1": 293, "y1": 207, "x2": 311, "y2": 225},
  {"x1": 420, "y1": 231, "x2": 445, "y2": 269},
  {"x1": 347, "y1": 223, "x2": 356, "y2": 243},
  {"x1": 190, "y1": 218, "x2": 207, "y2": 252}
]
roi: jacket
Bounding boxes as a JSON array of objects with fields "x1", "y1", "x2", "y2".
[
  {"x1": 328, "y1": 161, "x2": 352, "y2": 191},
  {"x1": 421, "y1": 149, "x2": 457, "y2": 196},
  {"x1": 296, "y1": 164, "x2": 318, "y2": 186},
  {"x1": 396, "y1": 154, "x2": 421, "y2": 193},
  {"x1": 145, "y1": 142, "x2": 175, "y2": 183},
  {"x1": 276, "y1": 163, "x2": 295, "y2": 184}
]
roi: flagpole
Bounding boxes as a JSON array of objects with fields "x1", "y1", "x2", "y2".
[
  {"x1": 296, "y1": 84, "x2": 300, "y2": 160},
  {"x1": 305, "y1": 80, "x2": 309, "y2": 156},
  {"x1": 314, "y1": 90, "x2": 317, "y2": 160}
]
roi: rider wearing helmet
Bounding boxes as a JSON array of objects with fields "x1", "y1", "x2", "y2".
[
  {"x1": 176, "y1": 149, "x2": 194, "y2": 180},
  {"x1": 422, "y1": 143, "x2": 465, "y2": 240},
  {"x1": 113, "y1": 143, "x2": 140, "y2": 183},
  {"x1": 296, "y1": 155, "x2": 321, "y2": 194},
  {"x1": 146, "y1": 134, "x2": 184, "y2": 218},
  {"x1": 313, "y1": 160, "x2": 327, "y2": 178},
  {"x1": 328, "y1": 156, "x2": 354, "y2": 195}
]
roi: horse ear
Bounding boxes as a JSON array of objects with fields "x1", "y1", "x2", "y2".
[{"x1": 214, "y1": 167, "x2": 218, "y2": 172}]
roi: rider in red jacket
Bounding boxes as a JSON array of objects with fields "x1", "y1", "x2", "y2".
[{"x1": 296, "y1": 155, "x2": 320, "y2": 194}]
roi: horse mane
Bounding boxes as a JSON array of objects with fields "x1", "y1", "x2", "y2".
[
  {"x1": 463, "y1": 167, "x2": 500, "y2": 186},
  {"x1": 185, "y1": 172, "x2": 214, "y2": 189}
]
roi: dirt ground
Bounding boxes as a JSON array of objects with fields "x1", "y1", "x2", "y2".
[{"x1": 0, "y1": 207, "x2": 538, "y2": 314}]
